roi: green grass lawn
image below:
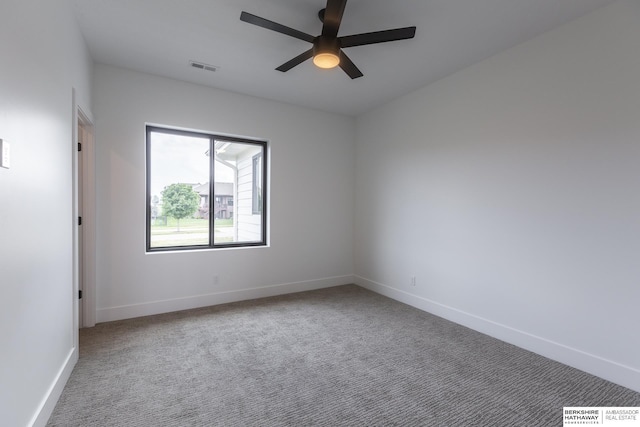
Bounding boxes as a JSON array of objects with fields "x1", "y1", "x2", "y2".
[
  {"x1": 150, "y1": 217, "x2": 233, "y2": 246},
  {"x1": 152, "y1": 217, "x2": 232, "y2": 228}
]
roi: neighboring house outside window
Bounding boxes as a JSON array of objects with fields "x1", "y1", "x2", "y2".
[{"x1": 192, "y1": 182, "x2": 234, "y2": 220}]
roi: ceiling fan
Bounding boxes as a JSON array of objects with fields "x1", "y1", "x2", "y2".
[{"x1": 240, "y1": 0, "x2": 416, "y2": 79}]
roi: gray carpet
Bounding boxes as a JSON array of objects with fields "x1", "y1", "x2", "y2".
[{"x1": 47, "y1": 285, "x2": 639, "y2": 426}]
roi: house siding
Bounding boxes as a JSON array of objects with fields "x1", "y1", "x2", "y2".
[{"x1": 236, "y1": 148, "x2": 263, "y2": 242}]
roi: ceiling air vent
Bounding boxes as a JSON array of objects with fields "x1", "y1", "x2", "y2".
[{"x1": 189, "y1": 60, "x2": 218, "y2": 73}]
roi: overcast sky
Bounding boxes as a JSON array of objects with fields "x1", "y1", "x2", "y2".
[{"x1": 149, "y1": 131, "x2": 233, "y2": 198}]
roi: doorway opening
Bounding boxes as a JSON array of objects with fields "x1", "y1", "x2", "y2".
[{"x1": 75, "y1": 106, "x2": 96, "y2": 329}]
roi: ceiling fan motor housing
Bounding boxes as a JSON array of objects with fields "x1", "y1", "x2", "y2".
[
  {"x1": 313, "y1": 36, "x2": 341, "y2": 68},
  {"x1": 313, "y1": 37, "x2": 340, "y2": 57}
]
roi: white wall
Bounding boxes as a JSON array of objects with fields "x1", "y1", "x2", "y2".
[
  {"x1": 0, "y1": 0, "x2": 93, "y2": 426},
  {"x1": 354, "y1": 0, "x2": 640, "y2": 392},
  {"x1": 93, "y1": 64, "x2": 355, "y2": 322}
]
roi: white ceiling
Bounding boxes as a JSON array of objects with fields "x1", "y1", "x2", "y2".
[{"x1": 72, "y1": 0, "x2": 616, "y2": 116}]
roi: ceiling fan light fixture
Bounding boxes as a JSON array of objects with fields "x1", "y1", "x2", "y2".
[
  {"x1": 313, "y1": 52, "x2": 340, "y2": 69},
  {"x1": 313, "y1": 37, "x2": 340, "y2": 69}
]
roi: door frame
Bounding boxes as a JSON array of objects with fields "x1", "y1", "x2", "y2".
[{"x1": 73, "y1": 91, "x2": 96, "y2": 331}]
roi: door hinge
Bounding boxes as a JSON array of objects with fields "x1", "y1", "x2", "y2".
[
  {"x1": 78, "y1": 216, "x2": 82, "y2": 226},
  {"x1": 78, "y1": 142, "x2": 82, "y2": 152},
  {"x1": 79, "y1": 290, "x2": 83, "y2": 299}
]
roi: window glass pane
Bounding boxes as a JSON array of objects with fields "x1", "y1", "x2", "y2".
[
  {"x1": 252, "y1": 153, "x2": 263, "y2": 215},
  {"x1": 214, "y1": 140, "x2": 264, "y2": 244},
  {"x1": 149, "y1": 131, "x2": 210, "y2": 248}
]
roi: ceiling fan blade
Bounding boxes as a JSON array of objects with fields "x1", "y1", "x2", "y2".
[
  {"x1": 339, "y1": 26, "x2": 416, "y2": 48},
  {"x1": 240, "y1": 11, "x2": 315, "y2": 43},
  {"x1": 338, "y1": 51, "x2": 363, "y2": 79},
  {"x1": 321, "y1": 0, "x2": 347, "y2": 39},
  {"x1": 276, "y1": 49, "x2": 314, "y2": 72}
]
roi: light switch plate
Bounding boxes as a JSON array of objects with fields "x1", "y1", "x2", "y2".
[{"x1": 0, "y1": 139, "x2": 10, "y2": 169}]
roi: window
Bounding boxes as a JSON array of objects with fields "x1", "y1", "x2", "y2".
[
  {"x1": 146, "y1": 126, "x2": 267, "y2": 251},
  {"x1": 252, "y1": 153, "x2": 263, "y2": 215}
]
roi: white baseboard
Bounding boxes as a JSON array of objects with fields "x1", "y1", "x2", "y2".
[
  {"x1": 30, "y1": 346, "x2": 78, "y2": 427},
  {"x1": 97, "y1": 275, "x2": 355, "y2": 323},
  {"x1": 355, "y1": 275, "x2": 640, "y2": 394}
]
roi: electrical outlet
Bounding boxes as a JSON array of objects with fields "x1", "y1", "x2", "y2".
[{"x1": 410, "y1": 276, "x2": 416, "y2": 286}]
